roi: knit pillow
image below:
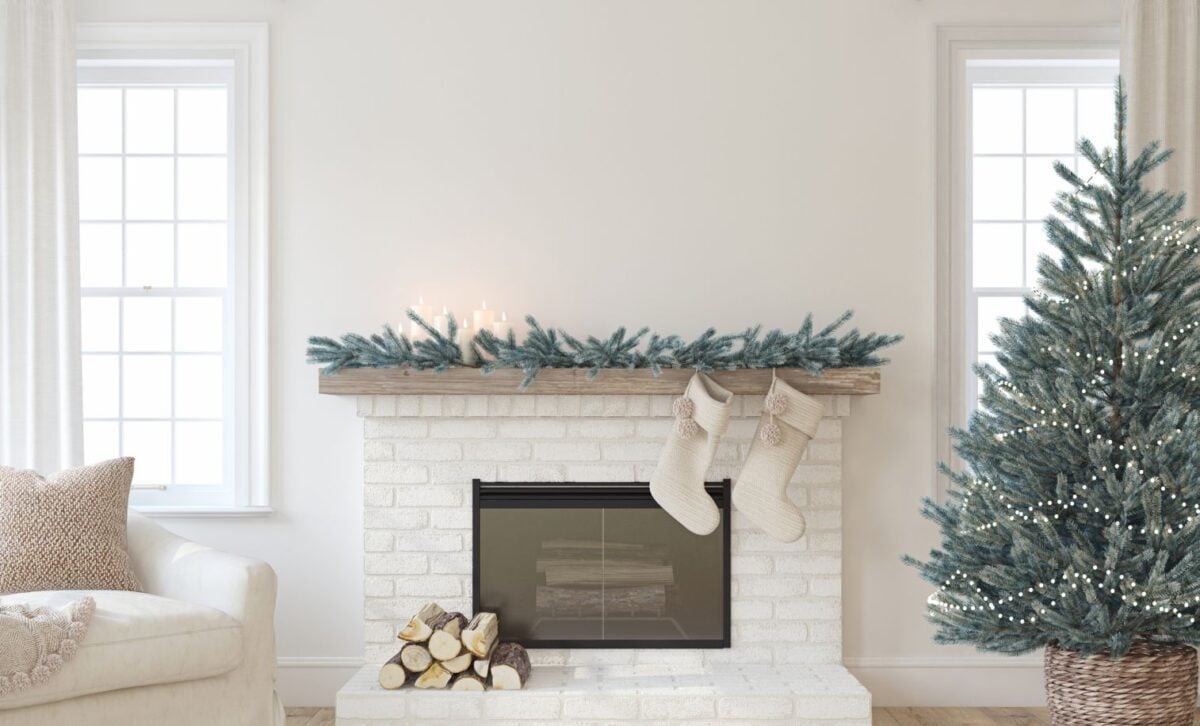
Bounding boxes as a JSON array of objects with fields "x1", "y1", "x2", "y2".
[{"x1": 0, "y1": 458, "x2": 141, "y2": 594}]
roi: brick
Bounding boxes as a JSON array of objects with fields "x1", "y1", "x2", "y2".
[
  {"x1": 363, "y1": 463, "x2": 428, "y2": 484},
  {"x1": 732, "y1": 555, "x2": 774, "y2": 574},
  {"x1": 775, "y1": 554, "x2": 842, "y2": 575},
  {"x1": 428, "y1": 420, "x2": 497, "y2": 438},
  {"x1": 634, "y1": 419, "x2": 674, "y2": 438},
  {"x1": 809, "y1": 577, "x2": 842, "y2": 597},
  {"x1": 566, "y1": 463, "x2": 636, "y2": 481},
  {"x1": 374, "y1": 396, "x2": 399, "y2": 416},
  {"x1": 736, "y1": 531, "x2": 806, "y2": 552},
  {"x1": 385, "y1": 485, "x2": 463, "y2": 507},
  {"x1": 464, "y1": 395, "x2": 488, "y2": 416},
  {"x1": 395, "y1": 574, "x2": 461, "y2": 597},
  {"x1": 806, "y1": 531, "x2": 843, "y2": 552},
  {"x1": 363, "y1": 419, "x2": 428, "y2": 439},
  {"x1": 732, "y1": 599, "x2": 773, "y2": 620},
  {"x1": 742, "y1": 395, "x2": 765, "y2": 416},
  {"x1": 562, "y1": 696, "x2": 640, "y2": 719},
  {"x1": 649, "y1": 396, "x2": 674, "y2": 416},
  {"x1": 625, "y1": 395, "x2": 651, "y2": 416},
  {"x1": 498, "y1": 420, "x2": 566, "y2": 438},
  {"x1": 534, "y1": 395, "x2": 559, "y2": 416},
  {"x1": 737, "y1": 621, "x2": 807, "y2": 643},
  {"x1": 429, "y1": 554, "x2": 471, "y2": 574},
  {"x1": 498, "y1": 464, "x2": 565, "y2": 481},
  {"x1": 394, "y1": 397, "x2": 421, "y2": 416},
  {"x1": 804, "y1": 510, "x2": 842, "y2": 530},
  {"x1": 815, "y1": 419, "x2": 841, "y2": 439},
  {"x1": 718, "y1": 696, "x2": 794, "y2": 719},
  {"x1": 600, "y1": 442, "x2": 661, "y2": 461},
  {"x1": 556, "y1": 395, "x2": 581, "y2": 416},
  {"x1": 569, "y1": 419, "x2": 635, "y2": 439},
  {"x1": 776, "y1": 598, "x2": 841, "y2": 620},
  {"x1": 508, "y1": 396, "x2": 536, "y2": 416},
  {"x1": 362, "y1": 644, "x2": 396, "y2": 665},
  {"x1": 429, "y1": 508, "x2": 471, "y2": 529},
  {"x1": 566, "y1": 650, "x2": 634, "y2": 665},
  {"x1": 356, "y1": 396, "x2": 374, "y2": 416},
  {"x1": 394, "y1": 441, "x2": 461, "y2": 462},
  {"x1": 703, "y1": 645, "x2": 773, "y2": 664},
  {"x1": 738, "y1": 576, "x2": 809, "y2": 597},
  {"x1": 579, "y1": 395, "x2": 606, "y2": 416},
  {"x1": 418, "y1": 395, "x2": 444, "y2": 415},
  {"x1": 363, "y1": 509, "x2": 428, "y2": 530},
  {"x1": 363, "y1": 485, "x2": 395, "y2": 508},
  {"x1": 428, "y1": 463, "x2": 496, "y2": 483},
  {"x1": 393, "y1": 531, "x2": 463, "y2": 552},
  {"x1": 364, "y1": 553, "x2": 428, "y2": 575},
  {"x1": 363, "y1": 621, "x2": 395, "y2": 644},
  {"x1": 363, "y1": 441, "x2": 394, "y2": 461},
  {"x1": 487, "y1": 396, "x2": 516, "y2": 416},
  {"x1": 807, "y1": 620, "x2": 842, "y2": 642},
  {"x1": 725, "y1": 418, "x2": 760, "y2": 440},
  {"x1": 363, "y1": 598, "x2": 413, "y2": 620},
  {"x1": 441, "y1": 396, "x2": 467, "y2": 416},
  {"x1": 363, "y1": 576, "x2": 394, "y2": 597},
  {"x1": 632, "y1": 649, "x2": 704, "y2": 666},
  {"x1": 407, "y1": 694, "x2": 482, "y2": 720},
  {"x1": 809, "y1": 487, "x2": 842, "y2": 506},
  {"x1": 773, "y1": 644, "x2": 843, "y2": 665},
  {"x1": 463, "y1": 441, "x2": 532, "y2": 462},
  {"x1": 641, "y1": 696, "x2": 717, "y2": 720},
  {"x1": 363, "y1": 531, "x2": 393, "y2": 552},
  {"x1": 806, "y1": 441, "x2": 842, "y2": 462},
  {"x1": 483, "y1": 695, "x2": 562, "y2": 719},
  {"x1": 534, "y1": 442, "x2": 600, "y2": 461},
  {"x1": 602, "y1": 397, "x2": 628, "y2": 416}
]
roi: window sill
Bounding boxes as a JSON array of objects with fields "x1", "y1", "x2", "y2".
[{"x1": 132, "y1": 505, "x2": 275, "y2": 518}]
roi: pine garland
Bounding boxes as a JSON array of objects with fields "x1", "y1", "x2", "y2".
[{"x1": 308, "y1": 309, "x2": 900, "y2": 387}]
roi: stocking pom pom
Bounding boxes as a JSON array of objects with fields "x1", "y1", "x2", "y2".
[
  {"x1": 765, "y1": 392, "x2": 787, "y2": 416},
  {"x1": 676, "y1": 417, "x2": 699, "y2": 440},
  {"x1": 672, "y1": 396, "x2": 694, "y2": 419},
  {"x1": 760, "y1": 421, "x2": 783, "y2": 446}
]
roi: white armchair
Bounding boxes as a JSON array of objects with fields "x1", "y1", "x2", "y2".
[{"x1": 0, "y1": 513, "x2": 285, "y2": 726}]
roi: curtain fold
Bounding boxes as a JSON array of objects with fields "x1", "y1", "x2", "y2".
[
  {"x1": 1122, "y1": 0, "x2": 1200, "y2": 215},
  {"x1": 0, "y1": 0, "x2": 84, "y2": 472}
]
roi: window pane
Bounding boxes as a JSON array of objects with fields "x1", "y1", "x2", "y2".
[
  {"x1": 80, "y1": 297, "x2": 120, "y2": 352},
  {"x1": 82, "y1": 355, "x2": 119, "y2": 418},
  {"x1": 972, "y1": 223, "x2": 1023, "y2": 288},
  {"x1": 124, "y1": 421, "x2": 171, "y2": 485},
  {"x1": 177, "y1": 88, "x2": 228, "y2": 154},
  {"x1": 977, "y1": 296, "x2": 1027, "y2": 352},
  {"x1": 1026, "y1": 222, "x2": 1056, "y2": 287},
  {"x1": 125, "y1": 89, "x2": 174, "y2": 154},
  {"x1": 123, "y1": 354, "x2": 172, "y2": 418},
  {"x1": 1026, "y1": 156, "x2": 1073, "y2": 221},
  {"x1": 77, "y1": 88, "x2": 122, "y2": 154},
  {"x1": 972, "y1": 88, "x2": 1022, "y2": 154},
  {"x1": 177, "y1": 158, "x2": 227, "y2": 220},
  {"x1": 84, "y1": 421, "x2": 120, "y2": 465},
  {"x1": 176, "y1": 421, "x2": 223, "y2": 485},
  {"x1": 125, "y1": 157, "x2": 175, "y2": 220},
  {"x1": 972, "y1": 157, "x2": 1023, "y2": 220},
  {"x1": 175, "y1": 298, "x2": 223, "y2": 352},
  {"x1": 177, "y1": 223, "x2": 227, "y2": 287},
  {"x1": 125, "y1": 223, "x2": 174, "y2": 288},
  {"x1": 79, "y1": 157, "x2": 123, "y2": 220},
  {"x1": 80, "y1": 223, "x2": 123, "y2": 287},
  {"x1": 175, "y1": 355, "x2": 223, "y2": 419},
  {"x1": 122, "y1": 297, "x2": 172, "y2": 352},
  {"x1": 1025, "y1": 88, "x2": 1075, "y2": 154},
  {"x1": 1078, "y1": 87, "x2": 1116, "y2": 151}
]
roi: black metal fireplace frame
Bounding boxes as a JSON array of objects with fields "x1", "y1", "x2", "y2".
[{"x1": 472, "y1": 479, "x2": 732, "y2": 649}]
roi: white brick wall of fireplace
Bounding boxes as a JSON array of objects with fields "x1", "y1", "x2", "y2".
[{"x1": 337, "y1": 392, "x2": 871, "y2": 725}]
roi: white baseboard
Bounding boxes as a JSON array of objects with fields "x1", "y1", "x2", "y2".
[
  {"x1": 845, "y1": 654, "x2": 1045, "y2": 707},
  {"x1": 277, "y1": 657, "x2": 364, "y2": 708}
]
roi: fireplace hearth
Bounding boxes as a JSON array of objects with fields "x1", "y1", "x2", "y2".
[{"x1": 472, "y1": 480, "x2": 731, "y2": 649}]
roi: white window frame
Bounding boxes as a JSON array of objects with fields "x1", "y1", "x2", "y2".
[
  {"x1": 77, "y1": 23, "x2": 270, "y2": 516},
  {"x1": 934, "y1": 26, "x2": 1118, "y2": 501}
]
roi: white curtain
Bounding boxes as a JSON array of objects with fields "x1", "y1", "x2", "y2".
[
  {"x1": 1122, "y1": 0, "x2": 1200, "y2": 215},
  {"x1": 0, "y1": 0, "x2": 83, "y2": 472}
]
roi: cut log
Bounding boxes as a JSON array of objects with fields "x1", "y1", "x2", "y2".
[
  {"x1": 441, "y1": 650, "x2": 474, "y2": 674},
  {"x1": 449, "y1": 672, "x2": 487, "y2": 691},
  {"x1": 378, "y1": 650, "x2": 413, "y2": 690},
  {"x1": 397, "y1": 643, "x2": 432, "y2": 674},
  {"x1": 473, "y1": 657, "x2": 490, "y2": 679},
  {"x1": 414, "y1": 662, "x2": 452, "y2": 689},
  {"x1": 398, "y1": 602, "x2": 445, "y2": 643},
  {"x1": 427, "y1": 612, "x2": 468, "y2": 660},
  {"x1": 461, "y1": 612, "x2": 499, "y2": 658},
  {"x1": 490, "y1": 643, "x2": 530, "y2": 690},
  {"x1": 543, "y1": 563, "x2": 674, "y2": 587},
  {"x1": 536, "y1": 585, "x2": 666, "y2": 616}
]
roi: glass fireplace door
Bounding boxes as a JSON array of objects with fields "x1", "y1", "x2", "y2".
[{"x1": 473, "y1": 481, "x2": 730, "y2": 648}]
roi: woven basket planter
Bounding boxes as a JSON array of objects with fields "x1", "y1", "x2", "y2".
[{"x1": 1045, "y1": 641, "x2": 1198, "y2": 725}]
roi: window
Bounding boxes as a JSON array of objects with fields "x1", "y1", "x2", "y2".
[
  {"x1": 934, "y1": 27, "x2": 1119, "y2": 497},
  {"x1": 76, "y1": 24, "x2": 268, "y2": 513}
]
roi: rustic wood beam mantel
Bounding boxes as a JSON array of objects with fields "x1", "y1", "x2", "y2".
[{"x1": 317, "y1": 367, "x2": 880, "y2": 396}]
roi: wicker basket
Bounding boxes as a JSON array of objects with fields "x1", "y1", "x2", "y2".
[{"x1": 1045, "y1": 641, "x2": 1198, "y2": 725}]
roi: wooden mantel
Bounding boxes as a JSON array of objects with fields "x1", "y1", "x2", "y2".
[{"x1": 317, "y1": 367, "x2": 880, "y2": 396}]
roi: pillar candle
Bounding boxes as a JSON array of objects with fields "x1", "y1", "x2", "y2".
[
  {"x1": 432, "y1": 306, "x2": 450, "y2": 338},
  {"x1": 472, "y1": 300, "x2": 496, "y2": 333},
  {"x1": 492, "y1": 311, "x2": 513, "y2": 339},
  {"x1": 458, "y1": 318, "x2": 478, "y2": 366},
  {"x1": 410, "y1": 296, "x2": 433, "y2": 340}
]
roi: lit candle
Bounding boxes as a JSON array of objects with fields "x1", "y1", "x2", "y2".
[
  {"x1": 432, "y1": 306, "x2": 450, "y2": 338},
  {"x1": 410, "y1": 296, "x2": 433, "y2": 340},
  {"x1": 472, "y1": 300, "x2": 496, "y2": 333},
  {"x1": 492, "y1": 311, "x2": 512, "y2": 339},
  {"x1": 458, "y1": 318, "x2": 477, "y2": 366}
]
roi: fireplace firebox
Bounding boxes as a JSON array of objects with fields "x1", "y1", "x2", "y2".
[{"x1": 472, "y1": 480, "x2": 731, "y2": 649}]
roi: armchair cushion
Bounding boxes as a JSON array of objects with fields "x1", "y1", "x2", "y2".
[{"x1": 0, "y1": 590, "x2": 242, "y2": 710}]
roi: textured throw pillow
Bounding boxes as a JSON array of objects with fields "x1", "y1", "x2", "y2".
[{"x1": 0, "y1": 458, "x2": 141, "y2": 594}]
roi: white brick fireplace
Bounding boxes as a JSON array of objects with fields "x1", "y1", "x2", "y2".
[{"x1": 335, "y1": 389, "x2": 871, "y2": 724}]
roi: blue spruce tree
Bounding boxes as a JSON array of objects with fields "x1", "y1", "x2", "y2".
[{"x1": 908, "y1": 81, "x2": 1200, "y2": 657}]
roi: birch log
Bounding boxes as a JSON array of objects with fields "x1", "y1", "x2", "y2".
[{"x1": 490, "y1": 643, "x2": 531, "y2": 690}]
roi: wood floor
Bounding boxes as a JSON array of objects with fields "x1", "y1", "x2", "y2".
[{"x1": 284, "y1": 708, "x2": 334, "y2": 726}]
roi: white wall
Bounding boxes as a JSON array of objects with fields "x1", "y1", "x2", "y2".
[{"x1": 76, "y1": 0, "x2": 1121, "y2": 707}]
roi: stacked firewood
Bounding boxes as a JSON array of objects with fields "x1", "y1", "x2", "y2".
[
  {"x1": 535, "y1": 539, "x2": 674, "y2": 617},
  {"x1": 378, "y1": 603, "x2": 530, "y2": 692}
]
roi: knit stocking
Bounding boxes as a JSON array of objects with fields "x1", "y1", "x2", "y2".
[
  {"x1": 649, "y1": 372, "x2": 734, "y2": 535},
  {"x1": 732, "y1": 373, "x2": 824, "y2": 542}
]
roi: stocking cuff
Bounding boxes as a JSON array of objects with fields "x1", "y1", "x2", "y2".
[
  {"x1": 687, "y1": 372, "x2": 733, "y2": 435},
  {"x1": 770, "y1": 377, "x2": 824, "y2": 437}
]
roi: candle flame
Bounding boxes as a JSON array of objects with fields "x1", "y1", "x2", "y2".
[
  {"x1": 442, "y1": 305, "x2": 448, "y2": 314},
  {"x1": 461, "y1": 318, "x2": 469, "y2": 327},
  {"x1": 418, "y1": 295, "x2": 424, "y2": 304},
  {"x1": 481, "y1": 300, "x2": 488, "y2": 310},
  {"x1": 501, "y1": 311, "x2": 508, "y2": 322}
]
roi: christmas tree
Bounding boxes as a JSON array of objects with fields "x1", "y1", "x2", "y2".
[{"x1": 908, "y1": 80, "x2": 1200, "y2": 657}]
